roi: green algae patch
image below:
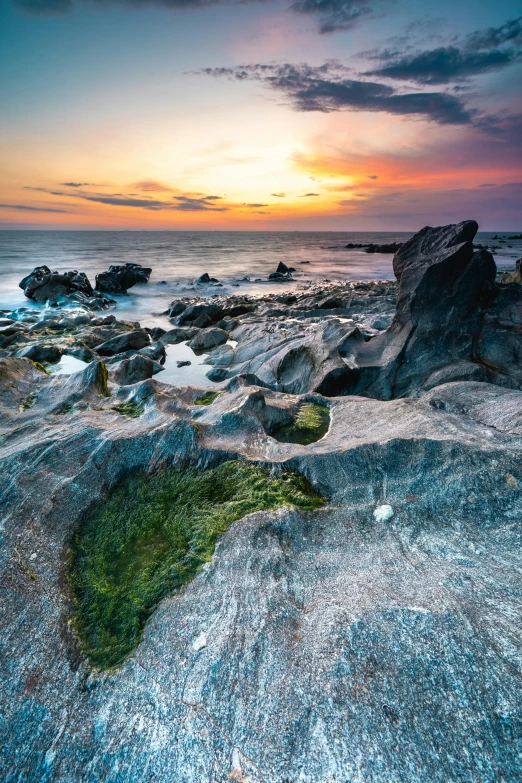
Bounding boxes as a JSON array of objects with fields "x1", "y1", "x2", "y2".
[
  {"x1": 116, "y1": 401, "x2": 144, "y2": 418},
  {"x1": 272, "y1": 403, "x2": 330, "y2": 445},
  {"x1": 194, "y1": 391, "x2": 220, "y2": 406},
  {"x1": 69, "y1": 461, "x2": 323, "y2": 670}
]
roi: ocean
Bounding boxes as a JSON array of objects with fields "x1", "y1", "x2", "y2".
[{"x1": 1, "y1": 230, "x2": 520, "y2": 327}]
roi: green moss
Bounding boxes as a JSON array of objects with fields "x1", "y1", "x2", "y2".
[
  {"x1": 57, "y1": 402, "x2": 73, "y2": 414},
  {"x1": 194, "y1": 391, "x2": 220, "y2": 406},
  {"x1": 69, "y1": 461, "x2": 324, "y2": 670},
  {"x1": 29, "y1": 360, "x2": 49, "y2": 375},
  {"x1": 116, "y1": 401, "x2": 144, "y2": 418},
  {"x1": 22, "y1": 393, "x2": 36, "y2": 410},
  {"x1": 272, "y1": 402, "x2": 330, "y2": 445},
  {"x1": 95, "y1": 361, "x2": 111, "y2": 398}
]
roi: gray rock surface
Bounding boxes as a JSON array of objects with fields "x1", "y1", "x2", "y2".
[
  {"x1": 0, "y1": 365, "x2": 521, "y2": 782},
  {"x1": 95, "y1": 329, "x2": 151, "y2": 356}
]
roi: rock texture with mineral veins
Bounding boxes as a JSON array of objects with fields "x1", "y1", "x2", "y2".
[{"x1": 2, "y1": 219, "x2": 522, "y2": 783}]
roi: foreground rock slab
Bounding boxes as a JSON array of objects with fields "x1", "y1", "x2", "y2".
[{"x1": 0, "y1": 357, "x2": 521, "y2": 782}]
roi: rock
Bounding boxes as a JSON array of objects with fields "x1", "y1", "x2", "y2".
[
  {"x1": 276, "y1": 261, "x2": 295, "y2": 274},
  {"x1": 161, "y1": 327, "x2": 199, "y2": 345},
  {"x1": 167, "y1": 301, "x2": 186, "y2": 319},
  {"x1": 188, "y1": 328, "x2": 229, "y2": 353},
  {"x1": 95, "y1": 330, "x2": 151, "y2": 357},
  {"x1": 19, "y1": 266, "x2": 94, "y2": 304},
  {"x1": 507, "y1": 233, "x2": 522, "y2": 240},
  {"x1": 500, "y1": 259, "x2": 522, "y2": 284},
  {"x1": 1, "y1": 378, "x2": 522, "y2": 782},
  {"x1": 149, "y1": 327, "x2": 166, "y2": 341},
  {"x1": 345, "y1": 242, "x2": 403, "y2": 253},
  {"x1": 192, "y1": 313, "x2": 212, "y2": 328},
  {"x1": 337, "y1": 220, "x2": 497, "y2": 399},
  {"x1": 195, "y1": 273, "x2": 220, "y2": 284},
  {"x1": 373, "y1": 504, "x2": 394, "y2": 522},
  {"x1": 139, "y1": 341, "x2": 166, "y2": 363},
  {"x1": 109, "y1": 355, "x2": 162, "y2": 385},
  {"x1": 176, "y1": 303, "x2": 222, "y2": 326},
  {"x1": 16, "y1": 344, "x2": 62, "y2": 364},
  {"x1": 177, "y1": 360, "x2": 191, "y2": 368},
  {"x1": 95, "y1": 263, "x2": 152, "y2": 294},
  {"x1": 392, "y1": 219, "x2": 478, "y2": 283}
]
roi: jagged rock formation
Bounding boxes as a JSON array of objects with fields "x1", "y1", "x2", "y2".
[
  {"x1": 95, "y1": 263, "x2": 152, "y2": 293},
  {"x1": 19, "y1": 266, "x2": 115, "y2": 309}
]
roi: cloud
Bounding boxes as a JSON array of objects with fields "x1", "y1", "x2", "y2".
[
  {"x1": 366, "y1": 16, "x2": 522, "y2": 84},
  {"x1": 13, "y1": 0, "x2": 391, "y2": 33},
  {"x1": 271, "y1": 192, "x2": 287, "y2": 197},
  {"x1": 23, "y1": 186, "x2": 227, "y2": 211},
  {"x1": 368, "y1": 175, "x2": 378, "y2": 179},
  {"x1": 244, "y1": 202, "x2": 269, "y2": 207},
  {"x1": 0, "y1": 203, "x2": 72, "y2": 213},
  {"x1": 173, "y1": 195, "x2": 227, "y2": 210},
  {"x1": 132, "y1": 180, "x2": 172, "y2": 192},
  {"x1": 289, "y1": 0, "x2": 376, "y2": 34},
  {"x1": 299, "y1": 192, "x2": 320, "y2": 196},
  {"x1": 201, "y1": 62, "x2": 477, "y2": 125},
  {"x1": 61, "y1": 181, "x2": 92, "y2": 187}
]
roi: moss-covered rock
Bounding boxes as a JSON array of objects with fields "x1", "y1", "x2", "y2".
[{"x1": 68, "y1": 460, "x2": 324, "y2": 669}]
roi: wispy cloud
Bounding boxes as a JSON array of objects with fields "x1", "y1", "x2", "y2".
[
  {"x1": 200, "y1": 62, "x2": 478, "y2": 125},
  {"x1": 0, "y1": 203, "x2": 72, "y2": 213},
  {"x1": 366, "y1": 16, "x2": 522, "y2": 84},
  {"x1": 24, "y1": 186, "x2": 230, "y2": 212},
  {"x1": 13, "y1": 0, "x2": 391, "y2": 34},
  {"x1": 132, "y1": 180, "x2": 172, "y2": 192}
]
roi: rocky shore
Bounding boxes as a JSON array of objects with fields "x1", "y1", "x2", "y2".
[{"x1": 1, "y1": 221, "x2": 522, "y2": 783}]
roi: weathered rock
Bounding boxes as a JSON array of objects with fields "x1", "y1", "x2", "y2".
[
  {"x1": 188, "y1": 327, "x2": 229, "y2": 353},
  {"x1": 19, "y1": 266, "x2": 94, "y2": 304},
  {"x1": 95, "y1": 329, "x2": 151, "y2": 357},
  {"x1": 195, "y1": 273, "x2": 220, "y2": 284},
  {"x1": 16, "y1": 343, "x2": 62, "y2": 364},
  {"x1": 1, "y1": 377, "x2": 522, "y2": 782},
  {"x1": 500, "y1": 259, "x2": 522, "y2": 284},
  {"x1": 176, "y1": 302, "x2": 222, "y2": 326},
  {"x1": 95, "y1": 263, "x2": 152, "y2": 293},
  {"x1": 109, "y1": 354, "x2": 162, "y2": 385},
  {"x1": 161, "y1": 326, "x2": 199, "y2": 345},
  {"x1": 334, "y1": 220, "x2": 497, "y2": 399}
]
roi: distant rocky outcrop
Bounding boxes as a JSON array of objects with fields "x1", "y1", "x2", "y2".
[
  {"x1": 269, "y1": 261, "x2": 295, "y2": 280},
  {"x1": 95, "y1": 263, "x2": 152, "y2": 293},
  {"x1": 345, "y1": 242, "x2": 403, "y2": 253}
]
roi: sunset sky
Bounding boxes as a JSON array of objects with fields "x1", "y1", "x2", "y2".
[{"x1": 1, "y1": 0, "x2": 521, "y2": 230}]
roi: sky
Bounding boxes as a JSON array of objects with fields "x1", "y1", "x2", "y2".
[{"x1": 0, "y1": 0, "x2": 521, "y2": 230}]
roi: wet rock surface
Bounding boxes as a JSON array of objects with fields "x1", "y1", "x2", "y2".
[
  {"x1": 2, "y1": 220, "x2": 522, "y2": 782},
  {"x1": 95, "y1": 262, "x2": 152, "y2": 293}
]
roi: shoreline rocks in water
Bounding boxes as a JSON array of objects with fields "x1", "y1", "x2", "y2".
[
  {"x1": 2, "y1": 219, "x2": 522, "y2": 783},
  {"x1": 345, "y1": 241, "x2": 403, "y2": 253},
  {"x1": 95, "y1": 262, "x2": 152, "y2": 293}
]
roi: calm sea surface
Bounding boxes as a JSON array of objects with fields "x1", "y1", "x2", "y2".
[{"x1": 1, "y1": 230, "x2": 520, "y2": 325}]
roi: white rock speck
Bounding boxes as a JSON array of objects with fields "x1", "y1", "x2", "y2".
[
  {"x1": 192, "y1": 632, "x2": 207, "y2": 651},
  {"x1": 373, "y1": 504, "x2": 394, "y2": 522}
]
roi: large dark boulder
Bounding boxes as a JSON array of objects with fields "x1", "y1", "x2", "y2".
[
  {"x1": 335, "y1": 220, "x2": 497, "y2": 399},
  {"x1": 95, "y1": 329, "x2": 151, "y2": 357},
  {"x1": 19, "y1": 266, "x2": 94, "y2": 304},
  {"x1": 95, "y1": 263, "x2": 152, "y2": 294}
]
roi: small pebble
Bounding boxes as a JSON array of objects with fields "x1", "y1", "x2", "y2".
[
  {"x1": 193, "y1": 632, "x2": 207, "y2": 651},
  {"x1": 373, "y1": 504, "x2": 394, "y2": 522}
]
